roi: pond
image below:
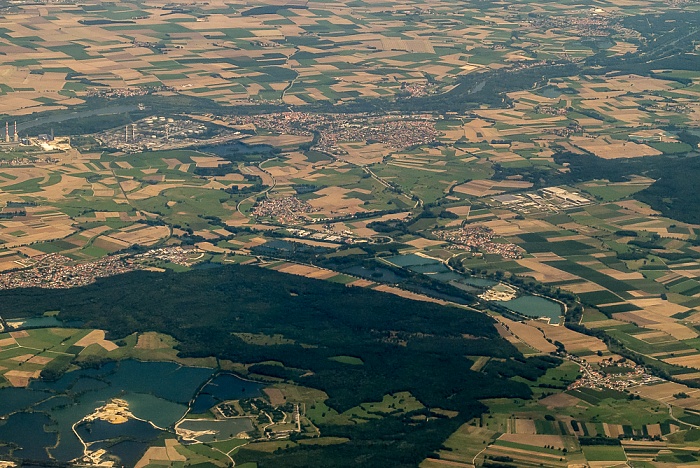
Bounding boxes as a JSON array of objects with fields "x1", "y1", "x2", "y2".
[
  {"x1": 458, "y1": 277, "x2": 497, "y2": 288},
  {"x1": 385, "y1": 254, "x2": 442, "y2": 268},
  {"x1": 76, "y1": 418, "x2": 161, "y2": 444},
  {"x1": 178, "y1": 418, "x2": 254, "y2": 443},
  {"x1": 537, "y1": 85, "x2": 577, "y2": 99},
  {"x1": 0, "y1": 359, "x2": 217, "y2": 462},
  {"x1": 496, "y1": 295, "x2": 563, "y2": 324},
  {"x1": 191, "y1": 373, "x2": 266, "y2": 414},
  {"x1": 0, "y1": 412, "x2": 56, "y2": 461}
]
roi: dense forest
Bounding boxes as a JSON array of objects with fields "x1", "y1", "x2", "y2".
[{"x1": 0, "y1": 266, "x2": 558, "y2": 466}]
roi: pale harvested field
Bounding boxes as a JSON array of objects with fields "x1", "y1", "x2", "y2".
[
  {"x1": 534, "y1": 322, "x2": 607, "y2": 352},
  {"x1": 135, "y1": 332, "x2": 170, "y2": 350},
  {"x1": 571, "y1": 137, "x2": 661, "y2": 159},
  {"x1": 9, "y1": 331, "x2": 29, "y2": 338},
  {"x1": 0, "y1": 167, "x2": 48, "y2": 187},
  {"x1": 162, "y1": 158, "x2": 180, "y2": 170},
  {"x1": 603, "y1": 423, "x2": 623, "y2": 439},
  {"x1": 274, "y1": 263, "x2": 337, "y2": 280},
  {"x1": 635, "y1": 330, "x2": 673, "y2": 341},
  {"x1": 648, "y1": 322, "x2": 698, "y2": 340},
  {"x1": 0, "y1": 337, "x2": 16, "y2": 347},
  {"x1": 565, "y1": 282, "x2": 608, "y2": 294},
  {"x1": 515, "y1": 259, "x2": 580, "y2": 283},
  {"x1": 10, "y1": 354, "x2": 35, "y2": 363},
  {"x1": 264, "y1": 388, "x2": 286, "y2": 406},
  {"x1": 663, "y1": 354, "x2": 700, "y2": 369},
  {"x1": 644, "y1": 425, "x2": 663, "y2": 438},
  {"x1": 337, "y1": 142, "x2": 391, "y2": 165},
  {"x1": 191, "y1": 156, "x2": 229, "y2": 168},
  {"x1": 135, "y1": 439, "x2": 186, "y2": 468},
  {"x1": 405, "y1": 238, "x2": 445, "y2": 248},
  {"x1": 119, "y1": 179, "x2": 141, "y2": 193},
  {"x1": 307, "y1": 187, "x2": 365, "y2": 214},
  {"x1": 628, "y1": 298, "x2": 688, "y2": 317},
  {"x1": 635, "y1": 382, "x2": 700, "y2": 401},
  {"x1": 495, "y1": 316, "x2": 557, "y2": 353},
  {"x1": 4, "y1": 369, "x2": 40, "y2": 387},
  {"x1": 81, "y1": 225, "x2": 113, "y2": 237},
  {"x1": 348, "y1": 279, "x2": 375, "y2": 288},
  {"x1": 92, "y1": 183, "x2": 116, "y2": 197},
  {"x1": 135, "y1": 448, "x2": 169, "y2": 468},
  {"x1": 196, "y1": 242, "x2": 227, "y2": 253},
  {"x1": 93, "y1": 212, "x2": 121, "y2": 221},
  {"x1": 615, "y1": 200, "x2": 661, "y2": 216},
  {"x1": 673, "y1": 371, "x2": 700, "y2": 380},
  {"x1": 0, "y1": 258, "x2": 25, "y2": 272},
  {"x1": 513, "y1": 419, "x2": 536, "y2": 434},
  {"x1": 668, "y1": 397, "x2": 700, "y2": 409},
  {"x1": 599, "y1": 268, "x2": 645, "y2": 281},
  {"x1": 74, "y1": 330, "x2": 119, "y2": 352},
  {"x1": 27, "y1": 355, "x2": 53, "y2": 365},
  {"x1": 373, "y1": 285, "x2": 446, "y2": 304},
  {"x1": 16, "y1": 246, "x2": 47, "y2": 257},
  {"x1": 36, "y1": 174, "x2": 89, "y2": 200},
  {"x1": 446, "y1": 205, "x2": 471, "y2": 216},
  {"x1": 453, "y1": 179, "x2": 532, "y2": 197},
  {"x1": 244, "y1": 134, "x2": 312, "y2": 147},
  {"x1": 115, "y1": 161, "x2": 133, "y2": 169},
  {"x1": 108, "y1": 225, "x2": 170, "y2": 246},
  {"x1": 614, "y1": 311, "x2": 658, "y2": 326}
]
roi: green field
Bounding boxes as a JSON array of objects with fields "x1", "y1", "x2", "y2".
[{"x1": 582, "y1": 445, "x2": 627, "y2": 461}]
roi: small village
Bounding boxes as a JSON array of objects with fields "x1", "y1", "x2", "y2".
[
  {"x1": 252, "y1": 196, "x2": 319, "y2": 225},
  {"x1": 0, "y1": 247, "x2": 198, "y2": 290},
  {"x1": 567, "y1": 354, "x2": 663, "y2": 392},
  {"x1": 220, "y1": 112, "x2": 439, "y2": 154},
  {"x1": 432, "y1": 225, "x2": 524, "y2": 259}
]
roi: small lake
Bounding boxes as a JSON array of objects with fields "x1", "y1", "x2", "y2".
[
  {"x1": 459, "y1": 277, "x2": 497, "y2": 288},
  {"x1": 125, "y1": 393, "x2": 188, "y2": 428},
  {"x1": 92, "y1": 440, "x2": 151, "y2": 468},
  {"x1": 496, "y1": 295, "x2": 563, "y2": 324},
  {"x1": 0, "y1": 359, "x2": 217, "y2": 461},
  {"x1": 385, "y1": 254, "x2": 442, "y2": 268},
  {"x1": 0, "y1": 412, "x2": 56, "y2": 461},
  {"x1": 191, "y1": 373, "x2": 266, "y2": 414},
  {"x1": 408, "y1": 263, "x2": 450, "y2": 275},
  {"x1": 179, "y1": 418, "x2": 254, "y2": 443},
  {"x1": 76, "y1": 418, "x2": 161, "y2": 444},
  {"x1": 430, "y1": 272, "x2": 464, "y2": 282}
]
